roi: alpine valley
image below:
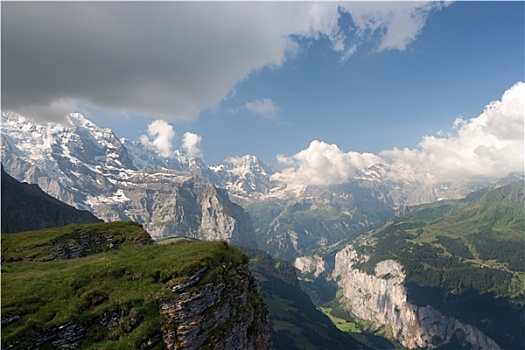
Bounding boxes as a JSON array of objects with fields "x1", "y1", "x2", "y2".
[{"x1": 2, "y1": 111, "x2": 524, "y2": 349}]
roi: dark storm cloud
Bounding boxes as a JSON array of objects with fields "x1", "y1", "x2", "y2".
[
  {"x1": 2, "y1": 2, "x2": 444, "y2": 122},
  {"x1": 2, "y1": 2, "x2": 294, "y2": 120}
]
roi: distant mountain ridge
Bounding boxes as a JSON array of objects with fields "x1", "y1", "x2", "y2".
[
  {"x1": 1, "y1": 112, "x2": 496, "y2": 207},
  {"x1": 2, "y1": 112, "x2": 518, "y2": 256},
  {"x1": 1, "y1": 166, "x2": 102, "y2": 233}
]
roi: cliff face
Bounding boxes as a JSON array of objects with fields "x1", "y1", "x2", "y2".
[
  {"x1": 294, "y1": 255, "x2": 327, "y2": 279},
  {"x1": 246, "y1": 248, "x2": 367, "y2": 350},
  {"x1": 332, "y1": 246, "x2": 501, "y2": 349},
  {"x1": 1, "y1": 263, "x2": 271, "y2": 350},
  {"x1": 169, "y1": 178, "x2": 257, "y2": 248},
  {"x1": 91, "y1": 169, "x2": 258, "y2": 248},
  {"x1": 161, "y1": 263, "x2": 272, "y2": 350}
]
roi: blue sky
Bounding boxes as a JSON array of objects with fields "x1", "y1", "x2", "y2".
[
  {"x1": 93, "y1": 1, "x2": 524, "y2": 166},
  {"x1": 2, "y1": 1, "x2": 524, "y2": 171}
]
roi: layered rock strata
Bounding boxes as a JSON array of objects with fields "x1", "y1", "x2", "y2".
[{"x1": 160, "y1": 264, "x2": 272, "y2": 350}]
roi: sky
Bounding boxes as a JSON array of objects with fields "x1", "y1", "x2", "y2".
[{"x1": 2, "y1": 1, "x2": 524, "y2": 184}]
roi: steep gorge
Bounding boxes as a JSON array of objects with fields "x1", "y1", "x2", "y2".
[
  {"x1": 331, "y1": 246, "x2": 501, "y2": 349},
  {"x1": 295, "y1": 181, "x2": 524, "y2": 349}
]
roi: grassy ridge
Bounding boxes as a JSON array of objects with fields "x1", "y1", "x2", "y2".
[{"x1": 1, "y1": 222, "x2": 247, "y2": 349}]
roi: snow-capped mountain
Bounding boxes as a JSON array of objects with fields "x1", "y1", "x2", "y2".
[
  {"x1": 120, "y1": 135, "x2": 288, "y2": 204},
  {"x1": 209, "y1": 155, "x2": 280, "y2": 203},
  {"x1": 1, "y1": 112, "x2": 137, "y2": 208},
  {"x1": 120, "y1": 137, "x2": 185, "y2": 171},
  {"x1": 1, "y1": 112, "x2": 257, "y2": 247}
]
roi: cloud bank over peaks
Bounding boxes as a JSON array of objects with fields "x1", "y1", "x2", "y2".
[
  {"x1": 275, "y1": 82, "x2": 524, "y2": 186},
  {"x1": 274, "y1": 141, "x2": 383, "y2": 186},
  {"x1": 382, "y1": 81, "x2": 524, "y2": 183},
  {"x1": 2, "y1": 2, "x2": 445, "y2": 122}
]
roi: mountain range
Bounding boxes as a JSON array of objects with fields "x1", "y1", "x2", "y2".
[
  {"x1": 1, "y1": 111, "x2": 503, "y2": 258},
  {"x1": 1, "y1": 112, "x2": 257, "y2": 247}
]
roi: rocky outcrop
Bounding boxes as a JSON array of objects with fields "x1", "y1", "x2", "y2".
[
  {"x1": 161, "y1": 264, "x2": 272, "y2": 350},
  {"x1": 332, "y1": 246, "x2": 501, "y2": 349},
  {"x1": 1, "y1": 263, "x2": 272, "y2": 350},
  {"x1": 1, "y1": 167, "x2": 102, "y2": 233}
]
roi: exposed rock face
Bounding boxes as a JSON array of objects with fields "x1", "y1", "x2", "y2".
[
  {"x1": 1, "y1": 264, "x2": 272, "y2": 350},
  {"x1": 161, "y1": 264, "x2": 272, "y2": 350},
  {"x1": 88, "y1": 169, "x2": 257, "y2": 247},
  {"x1": 332, "y1": 246, "x2": 501, "y2": 349},
  {"x1": 1, "y1": 167, "x2": 102, "y2": 233},
  {"x1": 294, "y1": 255, "x2": 327, "y2": 279}
]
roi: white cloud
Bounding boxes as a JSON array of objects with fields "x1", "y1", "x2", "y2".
[
  {"x1": 381, "y1": 81, "x2": 525, "y2": 182},
  {"x1": 274, "y1": 140, "x2": 384, "y2": 186},
  {"x1": 139, "y1": 120, "x2": 176, "y2": 158},
  {"x1": 275, "y1": 82, "x2": 524, "y2": 186},
  {"x1": 244, "y1": 98, "x2": 280, "y2": 120},
  {"x1": 181, "y1": 132, "x2": 203, "y2": 159},
  {"x1": 2, "y1": 2, "x2": 444, "y2": 122},
  {"x1": 341, "y1": 2, "x2": 447, "y2": 52},
  {"x1": 224, "y1": 156, "x2": 243, "y2": 167}
]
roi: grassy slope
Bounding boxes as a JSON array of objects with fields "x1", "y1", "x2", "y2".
[
  {"x1": 413, "y1": 183, "x2": 523, "y2": 241},
  {"x1": 1, "y1": 221, "x2": 247, "y2": 349}
]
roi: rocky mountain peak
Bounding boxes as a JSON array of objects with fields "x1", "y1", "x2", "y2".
[{"x1": 208, "y1": 155, "x2": 279, "y2": 203}]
